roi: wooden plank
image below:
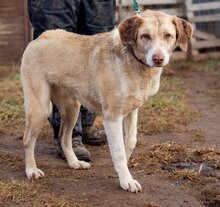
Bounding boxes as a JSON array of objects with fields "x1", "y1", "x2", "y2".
[
  {"x1": 189, "y1": 14, "x2": 220, "y2": 23},
  {"x1": 0, "y1": 42, "x2": 8, "y2": 46},
  {"x1": 194, "y1": 30, "x2": 217, "y2": 40},
  {"x1": 23, "y1": 0, "x2": 30, "y2": 47},
  {"x1": 155, "y1": 8, "x2": 184, "y2": 16},
  {"x1": 187, "y1": 2, "x2": 220, "y2": 12},
  {"x1": 116, "y1": 8, "x2": 184, "y2": 20},
  {"x1": 193, "y1": 40, "x2": 220, "y2": 49},
  {"x1": 193, "y1": 52, "x2": 220, "y2": 61},
  {"x1": 0, "y1": 0, "x2": 26, "y2": 66},
  {"x1": 185, "y1": 0, "x2": 194, "y2": 19},
  {"x1": 121, "y1": 0, "x2": 180, "y2": 6},
  {"x1": 139, "y1": 0, "x2": 180, "y2": 5}
]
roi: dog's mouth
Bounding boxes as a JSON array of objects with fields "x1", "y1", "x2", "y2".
[{"x1": 153, "y1": 63, "x2": 163, "y2": 67}]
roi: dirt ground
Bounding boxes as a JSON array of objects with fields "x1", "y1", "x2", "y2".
[{"x1": 0, "y1": 59, "x2": 220, "y2": 207}]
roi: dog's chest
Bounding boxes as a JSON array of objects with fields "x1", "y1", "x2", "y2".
[
  {"x1": 142, "y1": 68, "x2": 163, "y2": 98},
  {"x1": 121, "y1": 68, "x2": 163, "y2": 114}
]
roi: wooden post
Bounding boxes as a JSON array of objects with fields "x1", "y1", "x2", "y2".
[
  {"x1": 185, "y1": 0, "x2": 199, "y2": 59},
  {"x1": 23, "y1": 0, "x2": 30, "y2": 48}
]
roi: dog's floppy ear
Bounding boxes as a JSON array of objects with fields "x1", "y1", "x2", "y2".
[
  {"x1": 173, "y1": 17, "x2": 193, "y2": 52},
  {"x1": 118, "y1": 16, "x2": 143, "y2": 45}
]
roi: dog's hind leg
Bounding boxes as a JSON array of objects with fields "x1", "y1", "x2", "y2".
[
  {"x1": 54, "y1": 95, "x2": 90, "y2": 170},
  {"x1": 123, "y1": 109, "x2": 138, "y2": 161},
  {"x1": 103, "y1": 114, "x2": 142, "y2": 193},
  {"x1": 23, "y1": 80, "x2": 51, "y2": 179}
]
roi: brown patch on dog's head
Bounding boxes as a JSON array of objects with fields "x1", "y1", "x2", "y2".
[
  {"x1": 173, "y1": 17, "x2": 193, "y2": 52},
  {"x1": 118, "y1": 16, "x2": 144, "y2": 45}
]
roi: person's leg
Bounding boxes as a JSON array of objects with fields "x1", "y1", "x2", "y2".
[
  {"x1": 28, "y1": 0, "x2": 90, "y2": 161},
  {"x1": 77, "y1": 0, "x2": 116, "y2": 145},
  {"x1": 28, "y1": 0, "x2": 80, "y2": 37},
  {"x1": 78, "y1": 0, "x2": 116, "y2": 35},
  {"x1": 80, "y1": 106, "x2": 106, "y2": 145},
  {"x1": 49, "y1": 104, "x2": 90, "y2": 161}
]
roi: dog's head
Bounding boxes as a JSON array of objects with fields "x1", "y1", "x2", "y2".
[{"x1": 118, "y1": 10, "x2": 193, "y2": 67}]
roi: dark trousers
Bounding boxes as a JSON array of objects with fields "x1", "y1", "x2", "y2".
[{"x1": 28, "y1": 0, "x2": 115, "y2": 138}]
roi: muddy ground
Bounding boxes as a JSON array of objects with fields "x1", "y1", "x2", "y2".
[{"x1": 0, "y1": 59, "x2": 220, "y2": 207}]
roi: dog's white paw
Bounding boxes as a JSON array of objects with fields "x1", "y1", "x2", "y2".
[
  {"x1": 69, "y1": 161, "x2": 91, "y2": 170},
  {"x1": 26, "y1": 168, "x2": 45, "y2": 179},
  {"x1": 120, "y1": 178, "x2": 142, "y2": 193}
]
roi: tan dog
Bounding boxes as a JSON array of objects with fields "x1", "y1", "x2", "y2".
[{"x1": 20, "y1": 10, "x2": 192, "y2": 193}]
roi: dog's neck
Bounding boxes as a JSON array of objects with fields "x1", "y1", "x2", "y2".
[{"x1": 126, "y1": 44, "x2": 149, "y2": 67}]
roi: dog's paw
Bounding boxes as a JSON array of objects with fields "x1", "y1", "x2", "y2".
[
  {"x1": 120, "y1": 178, "x2": 142, "y2": 193},
  {"x1": 69, "y1": 161, "x2": 91, "y2": 170},
  {"x1": 26, "y1": 168, "x2": 45, "y2": 179}
]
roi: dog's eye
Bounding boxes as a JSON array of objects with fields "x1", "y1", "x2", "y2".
[
  {"x1": 141, "y1": 33, "x2": 152, "y2": 40},
  {"x1": 164, "y1": 33, "x2": 172, "y2": 39}
]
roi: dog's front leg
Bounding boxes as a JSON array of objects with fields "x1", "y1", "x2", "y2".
[
  {"x1": 103, "y1": 115, "x2": 142, "y2": 193},
  {"x1": 123, "y1": 109, "x2": 138, "y2": 161}
]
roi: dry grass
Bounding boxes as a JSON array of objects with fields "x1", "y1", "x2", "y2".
[
  {"x1": 173, "y1": 169, "x2": 201, "y2": 181},
  {"x1": 193, "y1": 147, "x2": 220, "y2": 168},
  {"x1": 130, "y1": 142, "x2": 220, "y2": 180},
  {"x1": 30, "y1": 195, "x2": 91, "y2": 207},
  {"x1": 129, "y1": 142, "x2": 190, "y2": 169},
  {"x1": 0, "y1": 179, "x2": 90, "y2": 207},
  {"x1": 148, "y1": 142, "x2": 190, "y2": 164},
  {"x1": 0, "y1": 179, "x2": 39, "y2": 204},
  {"x1": 138, "y1": 76, "x2": 198, "y2": 135}
]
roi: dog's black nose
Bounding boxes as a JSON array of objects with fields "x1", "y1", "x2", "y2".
[{"x1": 152, "y1": 53, "x2": 164, "y2": 66}]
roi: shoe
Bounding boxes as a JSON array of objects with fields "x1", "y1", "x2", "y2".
[
  {"x1": 83, "y1": 125, "x2": 107, "y2": 146},
  {"x1": 72, "y1": 139, "x2": 91, "y2": 161},
  {"x1": 56, "y1": 136, "x2": 91, "y2": 162}
]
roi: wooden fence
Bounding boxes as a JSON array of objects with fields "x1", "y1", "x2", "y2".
[
  {"x1": 116, "y1": 0, "x2": 185, "y2": 21},
  {"x1": 185, "y1": 0, "x2": 220, "y2": 59},
  {"x1": 0, "y1": 0, "x2": 29, "y2": 66}
]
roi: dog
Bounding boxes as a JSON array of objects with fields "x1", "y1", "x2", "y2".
[{"x1": 20, "y1": 10, "x2": 192, "y2": 193}]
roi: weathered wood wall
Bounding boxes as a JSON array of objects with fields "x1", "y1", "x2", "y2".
[{"x1": 0, "y1": 0, "x2": 29, "y2": 66}]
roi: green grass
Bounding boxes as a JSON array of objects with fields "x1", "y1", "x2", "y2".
[
  {"x1": 0, "y1": 73, "x2": 24, "y2": 121},
  {"x1": 138, "y1": 75, "x2": 198, "y2": 135},
  {"x1": 0, "y1": 98, "x2": 23, "y2": 120},
  {"x1": 171, "y1": 58, "x2": 220, "y2": 72}
]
